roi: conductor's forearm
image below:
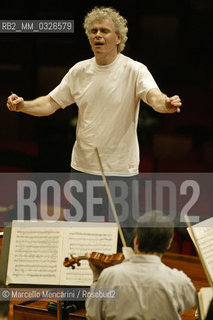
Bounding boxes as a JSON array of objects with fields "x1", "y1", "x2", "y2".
[
  {"x1": 17, "y1": 95, "x2": 61, "y2": 116},
  {"x1": 147, "y1": 88, "x2": 182, "y2": 114}
]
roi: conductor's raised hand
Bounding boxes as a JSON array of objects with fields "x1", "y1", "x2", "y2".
[
  {"x1": 165, "y1": 95, "x2": 182, "y2": 113},
  {"x1": 7, "y1": 93, "x2": 24, "y2": 112}
]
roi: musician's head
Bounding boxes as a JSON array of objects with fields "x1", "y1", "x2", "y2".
[
  {"x1": 134, "y1": 210, "x2": 174, "y2": 256},
  {"x1": 83, "y1": 6, "x2": 128, "y2": 53},
  {"x1": 0, "y1": 282, "x2": 9, "y2": 320}
]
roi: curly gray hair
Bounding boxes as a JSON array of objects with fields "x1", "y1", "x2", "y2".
[{"x1": 83, "y1": 6, "x2": 128, "y2": 53}]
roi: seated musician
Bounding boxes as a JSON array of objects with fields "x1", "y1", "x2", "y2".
[{"x1": 86, "y1": 210, "x2": 196, "y2": 320}]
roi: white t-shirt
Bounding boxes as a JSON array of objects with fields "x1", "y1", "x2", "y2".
[{"x1": 49, "y1": 53, "x2": 159, "y2": 176}]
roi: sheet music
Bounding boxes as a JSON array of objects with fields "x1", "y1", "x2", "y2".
[
  {"x1": 199, "y1": 287, "x2": 213, "y2": 320},
  {"x1": 6, "y1": 221, "x2": 64, "y2": 285},
  {"x1": 190, "y1": 217, "x2": 213, "y2": 284},
  {"x1": 6, "y1": 220, "x2": 118, "y2": 286},
  {"x1": 60, "y1": 222, "x2": 118, "y2": 286}
]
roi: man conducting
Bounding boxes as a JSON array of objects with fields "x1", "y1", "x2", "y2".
[
  {"x1": 7, "y1": 6, "x2": 181, "y2": 176},
  {"x1": 6, "y1": 7, "x2": 182, "y2": 229}
]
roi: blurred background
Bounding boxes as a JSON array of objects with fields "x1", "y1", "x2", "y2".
[{"x1": 0, "y1": 0, "x2": 213, "y2": 173}]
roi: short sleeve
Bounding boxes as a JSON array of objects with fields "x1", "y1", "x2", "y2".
[
  {"x1": 49, "y1": 69, "x2": 75, "y2": 109},
  {"x1": 136, "y1": 65, "x2": 159, "y2": 104}
]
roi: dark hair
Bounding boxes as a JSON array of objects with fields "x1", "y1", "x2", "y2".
[
  {"x1": 134, "y1": 210, "x2": 174, "y2": 254},
  {"x1": 0, "y1": 282, "x2": 9, "y2": 317}
]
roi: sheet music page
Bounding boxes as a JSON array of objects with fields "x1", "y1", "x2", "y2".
[
  {"x1": 6, "y1": 220, "x2": 64, "y2": 285},
  {"x1": 60, "y1": 222, "x2": 118, "y2": 286},
  {"x1": 190, "y1": 217, "x2": 213, "y2": 283},
  {"x1": 199, "y1": 287, "x2": 213, "y2": 320}
]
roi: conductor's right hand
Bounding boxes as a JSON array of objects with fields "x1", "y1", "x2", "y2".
[{"x1": 7, "y1": 93, "x2": 24, "y2": 112}]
